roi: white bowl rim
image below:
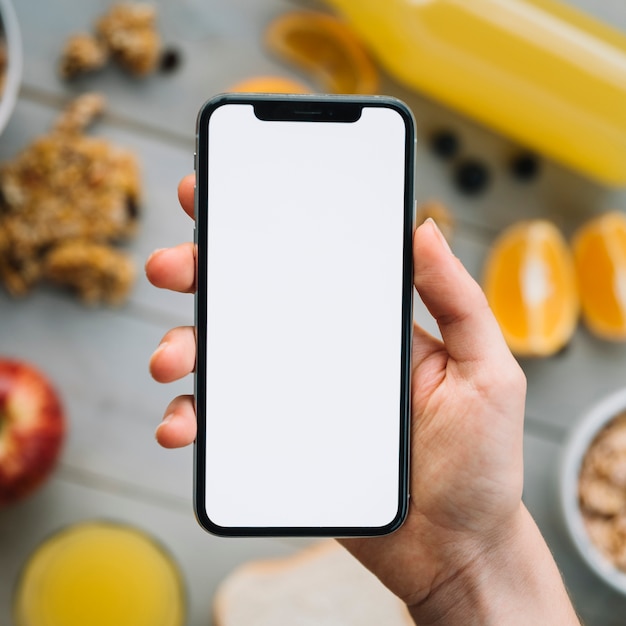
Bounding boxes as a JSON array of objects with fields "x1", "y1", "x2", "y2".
[
  {"x1": 0, "y1": 0, "x2": 22, "y2": 134},
  {"x1": 559, "y1": 386, "x2": 626, "y2": 595}
]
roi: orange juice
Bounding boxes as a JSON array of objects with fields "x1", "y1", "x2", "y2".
[
  {"x1": 324, "y1": 0, "x2": 626, "y2": 186},
  {"x1": 13, "y1": 521, "x2": 185, "y2": 626}
]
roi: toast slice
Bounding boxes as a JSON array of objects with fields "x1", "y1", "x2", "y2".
[{"x1": 213, "y1": 540, "x2": 413, "y2": 625}]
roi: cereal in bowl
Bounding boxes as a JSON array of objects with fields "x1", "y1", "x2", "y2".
[{"x1": 579, "y1": 411, "x2": 626, "y2": 572}]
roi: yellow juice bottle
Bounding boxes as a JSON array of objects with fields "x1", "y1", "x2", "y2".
[
  {"x1": 13, "y1": 521, "x2": 185, "y2": 626},
  {"x1": 324, "y1": 0, "x2": 626, "y2": 187}
]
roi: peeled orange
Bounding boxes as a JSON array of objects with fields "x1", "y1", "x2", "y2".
[
  {"x1": 264, "y1": 11, "x2": 379, "y2": 94},
  {"x1": 228, "y1": 76, "x2": 311, "y2": 94},
  {"x1": 483, "y1": 220, "x2": 579, "y2": 357},
  {"x1": 572, "y1": 211, "x2": 626, "y2": 341}
]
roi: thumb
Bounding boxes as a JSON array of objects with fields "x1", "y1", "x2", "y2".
[{"x1": 413, "y1": 219, "x2": 510, "y2": 368}]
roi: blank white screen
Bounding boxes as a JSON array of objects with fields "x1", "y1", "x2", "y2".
[{"x1": 203, "y1": 103, "x2": 408, "y2": 529}]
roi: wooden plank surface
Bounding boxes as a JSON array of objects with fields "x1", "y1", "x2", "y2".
[{"x1": 1, "y1": 0, "x2": 626, "y2": 624}]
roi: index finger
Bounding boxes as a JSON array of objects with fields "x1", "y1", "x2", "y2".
[{"x1": 178, "y1": 174, "x2": 195, "y2": 220}]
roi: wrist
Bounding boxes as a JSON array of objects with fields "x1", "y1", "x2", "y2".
[{"x1": 406, "y1": 504, "x2": 580, "y2": 626}]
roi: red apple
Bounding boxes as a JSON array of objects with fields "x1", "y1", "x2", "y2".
[{"x1": 0, "y1": 358, "x2": 65, "y2": 506}]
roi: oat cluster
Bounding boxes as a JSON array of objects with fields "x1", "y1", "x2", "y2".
[
  {"x1": 579, "y1": 411, "x2": 626, "y2": 572},
  {"x1": 59, "y1": 33, "x2": 108, "y2": 80},
  {"x1": 0, "y1": 93, "x2": 140, "y2": 305},
  {"x1": 59, "y1": 3, "x2": 161, "y2": 79}
]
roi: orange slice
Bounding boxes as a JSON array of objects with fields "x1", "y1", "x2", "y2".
[
  {"x1": 483, "y1": 220, "x2": 579, "y2": 357},
  {"x1": 572, "y1": 211, "x2": 626, "y2": 341},
  {"x1": 228, "y1": 76, "x2": 311, "y2": 94},
  {"x1": 264, "y1": 11, "x2": 379, "y2": 94}
]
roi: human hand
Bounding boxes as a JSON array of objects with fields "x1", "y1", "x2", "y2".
[{"x1": 147, "y1": 175, "x2": 578, "y2": 625}]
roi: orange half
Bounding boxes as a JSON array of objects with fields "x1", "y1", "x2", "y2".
[
  {"x1": 483, "y1": 220, "x2": 579, "y2": 357},
  {"x1": 572, "y1": 211, "x2": 626, "y2": 341},
  {"x1": 265, "y1": 11, "x2": 379, "y2": 94}
]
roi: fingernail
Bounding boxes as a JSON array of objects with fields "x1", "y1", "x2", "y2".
[
  {"x1": 155, "y1": 340, "x2": 169, "y2": 355},
  {"x1": 155, "y1": 413, "x2": 173, "y2": 439},
  {"x1": 149, "y1": 342, "x2": 168, "y2": 372},
  {"x1": 145, "y1": 248, "x2": 166, "y2": 266},
  {"x1": 425, "y1": 217, "x2": 453, "y2": 255}
]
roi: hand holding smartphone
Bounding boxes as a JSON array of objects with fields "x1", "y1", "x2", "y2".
[{"x1": 193, "y1": 94, "x2": 415, "y2": 537}]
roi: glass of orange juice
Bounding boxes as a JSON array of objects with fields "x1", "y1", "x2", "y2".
[{"x1": 13, "y1": 520, "x2": 186, "y2": 626}]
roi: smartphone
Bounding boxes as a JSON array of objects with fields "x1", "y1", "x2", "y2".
[{"x1": 193, "y1": 94, "x2": 415, "y2": 537}]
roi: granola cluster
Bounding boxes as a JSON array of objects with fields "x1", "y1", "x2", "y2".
[
  {"x1": 59, "y1": 33, "x2": 108, "y2": 80},
  {"x1": 0, "y1": 93, "x2": 141, "y2": 305},
  {"x1": 59, "y1": 3, "x2": 161, "y2": 79},
  {"x1": 579, "y1": 411, "x2": 626, "y2": 572}
]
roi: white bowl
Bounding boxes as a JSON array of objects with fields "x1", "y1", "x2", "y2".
[
  {"x1": 0, "y1": 0, "x2": 21, "y2": 135},
  {"x1": 560, "y1": 387, "x2": 626, "y2": 595}
]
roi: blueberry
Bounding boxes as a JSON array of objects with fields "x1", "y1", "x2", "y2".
[
  {"x1": 429, "y1": 129, "x2": 460, "y2": 159},
  {"x1": 453, "y1": 159, "x2": 490, "y2": 195},
  {"x1": 160, "y1": 47, "x2": 183, "y2": 74},
  {"x1": 510, "y1": 152, "x2": 540, "y2": 181}
]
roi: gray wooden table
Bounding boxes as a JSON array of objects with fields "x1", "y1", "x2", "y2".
[{"x1": 1, "y1": 1, "x2": 626, "y2": 624}]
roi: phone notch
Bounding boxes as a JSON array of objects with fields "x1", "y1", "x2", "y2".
[{"x1": 253, "y1": 99, "x2": 362, "y2": 123}]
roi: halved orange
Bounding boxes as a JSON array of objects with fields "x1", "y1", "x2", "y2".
[
  {"x1": 264, "y1": 11, "x2": 379, "y2": 94},
  {"x1": 572, "y1": 211, "x2": 626, "y2": 341},
  {"x1": 228, "y1": 75, "x2": 311, "y2": 94},
  {"x1": 483, "y1": 220, "x2": 579, "y2": 357}
]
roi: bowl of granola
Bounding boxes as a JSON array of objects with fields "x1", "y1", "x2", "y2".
[
  {"x1": 560, "y1": 388, "x2": 626, "y2": 595},
  {"x1": 0, "y1": 0, "x2": 21, "y2": 135}
]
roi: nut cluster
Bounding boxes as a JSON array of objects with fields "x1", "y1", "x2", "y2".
[
  {"x1": 579, "y1": 411, "x2": 626, "y2": 572},
  {"x1": 0, "y1": 93, "x2": 140, "y2": 305},
  {"x1": 59, "y1": 3, "x2": 161, "y2": 79}
]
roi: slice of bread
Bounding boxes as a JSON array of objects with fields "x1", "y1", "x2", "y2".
[{"x1": 213, "y1": 540, "x2": 414, "y2": 625}]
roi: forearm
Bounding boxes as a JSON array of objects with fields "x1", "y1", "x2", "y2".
[{"x1": 407, "y1": 504, "x2": 581, "y2": 626}]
